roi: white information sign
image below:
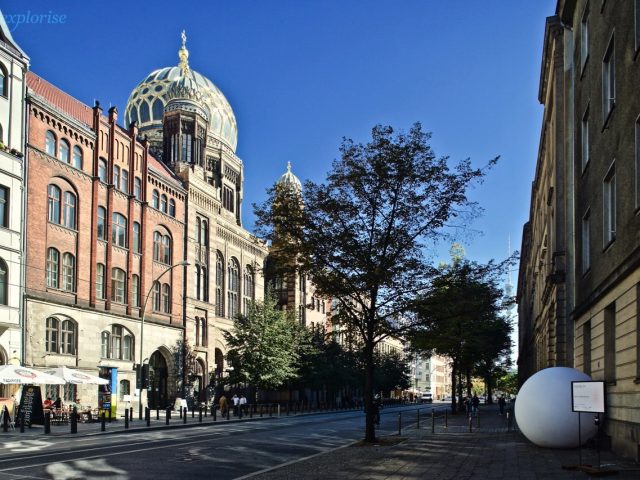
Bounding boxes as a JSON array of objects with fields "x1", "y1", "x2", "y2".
[{"x1": 571, "y1": 381, "x2": 605, "y2": 413}]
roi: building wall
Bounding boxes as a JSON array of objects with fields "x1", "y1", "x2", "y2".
[
  {"x1": 520, "y1": 0, "x2": 640, "y2": 461},
  {"x1": 24, "y1": 73, "x2": 186, "y2": 411},
  {"x1": 0, "y1": 14, "x2": 28, "y2": 398}
]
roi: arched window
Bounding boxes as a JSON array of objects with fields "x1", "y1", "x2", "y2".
[
  {"x1": 111, "y1": 325, "x2": 122, "y2": 359},
  {"x1": 215, "y1": 251, "x2": 224, "y2": 317},
  {"x1": 132, "y1": 222, "x2": 140, "y2": 253},
  {"x1": 195, "y1": 317, "x2": 200, "y2": 346},
  {"x1": 61, "y1": 319, "x2": 76, "y2": 354},
  {"x1": 160, "y1": 194, "x2": 167, "y2": 213},
  {"x1": 153, "y1": 281, "x2": 161, "y2": 311},
  {"x1": 0, "y1": 65, "x2": 6, "y2": 97},
  {"x1": 112, "y1": 212, "x2": 127, "y2": 247},
  {"x1": 200, "y1": 318, "x2": 207, "y2": 347},
  {"x1": 113, "y1": 165, "x2": 120, "y2": 188},
  {"x1": 63, "y1": 191, "x2": 76, "y2": 229},
  {"x1": 152, "y1": 189, "x2": 159, "y2": 209},
  {"x1": 96, "y1": 263, "x2": 105, "y2": 299},
  {"x1": 201, "y1": 266, "x2": 208, "y2": 302},
  {"x1": 162, "y1": 235, "x2": 171, "y2": 264},
  {"x1": 227, "y1": 258, "x2": 239, "y2": 319},
  {"x1": 162, "y1": 283, "x2": 171, "y2": 313},
  {"x1": 243, "y1": 265, "x2": 254, "y2": 315},
  {"x1": 102, "y1": 325, "x2": 134, "y2": 360},
  {"x1": 101, "y1": 331, "x2": 109, "y2": 358},
  {"x1": 121, "y1": 169, "x2": 129, "y2": 194},
  {"x1": 152, "y1": 98, "x2": 164, "y2": 120},
  {"x1": 98, "y1": 158, "x2": 107, "y2": 182},
  {"x1": 195, "y1": 265, "x2": 201, "y2": 300},
  {"x1": 47, "y1": 184, "x2": 61, "y2": 224},
  {"x1": 134, "y1": 177, "x2": 142, "y2": 200},
  {"x1": 96, "y1": 207, "x2": 107, "y2": 240},
  {"x1": 46, "y1": 317, "x2": 60, "y2": 353},
  {"x1": 196, "y1": 217, "x2": 201, "y2": 244},
  {"x1": 59, "y1": 139, "x2": 70, "y2": 163},
  {"x1": 169, "y1": 199, "x2": 176, "y2": 217},
  {"x1": 45, "y1": 131, "x2": 56, "y2": 156},
  {"x1": 46, "y1": 247, "x2": 60, "y2": 288},
  {"x1": 62, "y1": 253, "x2": 75, "y2": 292},
  {"x1": 111, "y1": 268, "x2": 126, "y2": 303},
  {"x1": 72, "y1": 146, "x2": 82, "y2": 169},
  {"x1": 131, "y1": 274, "x2": 140, "y2": 307},
  {"x1": 201, "y1": 219, "x2": 208, "y2": 246},
  {"x1": 153, "y1": 231, "x2": 162, "y2": 262},
  {"x1": 0, "y1": 258, "x2": 8, "y2": 305},
  {"x1": 140, "y1": 101, "x2": 150, "y2": 123}
]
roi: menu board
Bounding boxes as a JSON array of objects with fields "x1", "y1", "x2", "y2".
[{"x1": 18, "y1": 385, "x2": 44, "y2": 426}]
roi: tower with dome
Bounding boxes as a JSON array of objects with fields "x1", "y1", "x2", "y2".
[{"x1": 125, "y1": 33, "x2": 268, "y2": 398}]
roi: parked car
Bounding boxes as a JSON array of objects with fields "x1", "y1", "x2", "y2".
[{"x1": 420, "y1": 392, "x2": 433, "y2": 403}]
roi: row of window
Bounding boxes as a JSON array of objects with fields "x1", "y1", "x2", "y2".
[
  {"x1": 194, "y1": 317, "x2": 207, "y2": 347},
  {"x1": 0, "y1": 185, "x2": 9, "y2": 228},
  {"x1": 45, "y1": 317, "x2": 134, "y2": 361},
  {"x1": 45, "y1": 131, "x2": 83, "y2": 169},
  {"x1": 206, "y1": 254, "x2": 255, "y2": 318}
]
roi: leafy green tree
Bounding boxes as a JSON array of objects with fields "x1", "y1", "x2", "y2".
[
  {"x1": 255, "y1": 123, "x2": 495, "y2": 442},
  {"x1": 373, "y1": 350, "x2": 411, "y2": 394},
  {"x1": 496, "y1": 370, "x2": 519, "y2": 396},
  {"x1": 223, "y1": 293, "x2": 302, "y2": 398},
  {"x1": 410, "y1": 256, "x2": 511, "y2": 412}
]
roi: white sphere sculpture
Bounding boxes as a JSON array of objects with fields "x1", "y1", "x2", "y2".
[{"x1": 515, "y1": 367, "x2": 598, "y2": 448}]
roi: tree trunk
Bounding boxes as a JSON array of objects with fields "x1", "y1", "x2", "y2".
[
  {"x1": 486, "y1": 371, "x2": 494, "y2": 404},
  {"x1": 465, "y1": 366, "x2": 471, "y2": 396}
]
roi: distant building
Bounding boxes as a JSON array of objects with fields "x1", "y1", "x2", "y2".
[
  {"x1": 0, "y1": 10, "x2": 29, "y2": 397},
  {"x1": 518, "y1": 0, "x2": 640, "y2": 461}
]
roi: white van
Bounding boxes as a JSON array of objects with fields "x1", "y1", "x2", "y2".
[{"x1": 420, "y1": 392, "x2": 433, "y2": 403}]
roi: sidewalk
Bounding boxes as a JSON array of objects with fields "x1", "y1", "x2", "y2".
[{"x1": 245, "y1": 403, "x2": 640, "y2": 480}]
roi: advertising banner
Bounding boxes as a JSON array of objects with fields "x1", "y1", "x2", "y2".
[{"x1": 98, "y1": 367, "x2": 118, "y2": 418}]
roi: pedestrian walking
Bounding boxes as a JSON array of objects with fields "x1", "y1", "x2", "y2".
[
  {"x1": 219, "y1": 394, "x2": 227, "y2": 416},
  {"x1": 232, "y1": 394, "x2": 239, "y2": 416},
  {"x1": 498, "y1": 395, "x2": 506, "y2": 415},
  {"x1": 465, "y1": 395, "x2": 472, "y2": 417},
  {"x1": 471, "y1": 394, "x2": 480, "y2": 417},
  {"x1": 239, "y1": 395, "x2": 247, "y2": 415}
]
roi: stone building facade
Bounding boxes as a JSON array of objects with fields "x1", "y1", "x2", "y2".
[
  {"x1": 0, "y1": 12, "x2": 29, "y2": 398},
  {"x1": 519, "y1": 0, "x2": 640, "y2": 461},
  {"x1": 24, "y1": 72, "x2": 186, "y2": 412}
]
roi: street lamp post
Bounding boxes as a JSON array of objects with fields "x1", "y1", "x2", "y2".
[{"x1": 138, "y1": 260, "x2": 189, "y2": 419}]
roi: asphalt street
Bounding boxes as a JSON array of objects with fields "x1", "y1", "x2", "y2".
[{"x1": 0, "y1": 404, "x2": 439, "y2": 479}]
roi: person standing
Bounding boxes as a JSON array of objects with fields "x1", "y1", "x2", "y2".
[
  {"x1": 239, "y1": 395, "x2": 247, "y2": 416},
  {"x1": 232, "y1": 394, "x2": 239, "y2": 416},
  {"x1": 498, "y1": 395, "x2": 506, "y2": 415}
]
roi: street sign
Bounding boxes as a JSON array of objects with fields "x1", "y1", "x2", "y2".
[{"x1": 571, "y1": 381, "x2": 605, "y2": 413}]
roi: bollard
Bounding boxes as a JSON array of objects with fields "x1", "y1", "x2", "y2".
[
  {"x1": 191, "y1": 407, "x2": 195, "y2": 419},
  {"x1": 179, "y1": 407, "x2": 183, "y2": 419},
  {"x1": 70, "y1": 406, "x2": 77, "y2": 434},
  {"x1": 431, "y1": 408, "x2": 435, "y2": 433},
  {"x1": 260, "y1": 405, "x2": 263, "y2": 418},
  {"x1": 468, "y1": 414, "x2": 472, "y2": 433},
  {"x1": 204, "y1": 405, "x2": 208, "y2": 418},
  {"x1": 445, "y1": 409, "x2": 448, "y2": 429},
  {"x1": 166, "y1": 407, "x2": 171, "y2": 425},
  {"x1": 156, "y1": 408, "x2": 160, "y2": 420},
  {"x1": 213, "y1": 405, "x2": 217, "y2": 422},
  {"x1": 1, "y1": 406, "x2": 7, "y2": 432},
  {"x1": 506, "y1": 411, "x2": 510, "y2": 432},
  {"x1": 44, "y1": 410, "x2": 51, "y2": 434},
  {"x1": 146, "y1": 407, "x2": 150, "y2": 427},
  {"x1": 199, "y1": 407, "x2": 202, "y2": 423},
  {"x1": 101, "y1": 412, "x2": 106, "y2": 432},
  {"x1": 239, "y1": 404, "x2": 243, "y2": 419},
  {"x1": 125, "y1": 410, "x2": 129, "y2": 429},
  {"x1": 183, "y1": 407, "x2": 187, "y2": 424},
  {"x1": 108, "y1": 409, "x2": 112, "y2": 423},
  {"x1": 398, "y1": 412, "x2": 402, "y2": 435},
  {"x1": 129, "y1": 407, "x2": 133, "y2": 422}
]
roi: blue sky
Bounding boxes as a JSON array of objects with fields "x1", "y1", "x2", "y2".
[{"x1": 5, "y1": 0, "x2": 556, "y2": 275}]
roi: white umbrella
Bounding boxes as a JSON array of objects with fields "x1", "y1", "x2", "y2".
[
  {"x1": 0, "y1": 365, "x2": 65, "y2": 385},
  {"x1": 42, "y1": 366, "x2": 109, "y2": 385}
]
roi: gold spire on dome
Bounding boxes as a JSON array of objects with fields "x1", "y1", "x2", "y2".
[{"x1": 178, "y1": 30, "x2": 190, "y2": 75}]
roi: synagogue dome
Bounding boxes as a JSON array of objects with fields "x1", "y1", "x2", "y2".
[{"x1": 124, "y1": 32, "x2": 238, "y2": 152}]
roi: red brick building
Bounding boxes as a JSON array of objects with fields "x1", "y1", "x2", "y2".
[{"x1": 24, "y1": 72, "x2": 187, "y2": 412}]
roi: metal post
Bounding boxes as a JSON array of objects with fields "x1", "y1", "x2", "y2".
[
  {"x1": 183, "y1": 407, "x2": 187, "y2": 424},
  {"x1": 146, "y1": 407, "x2": 150, "y2": 427},
  {"x1": 468, "y1": 414, "x2": 472, "y2": 433},
  {"x1": 213, "y1": 405, "x2": 217, "y2": 422},
  {"x1": 398, "y1": 412, "x2": 402, "y2": 435},
  {"x1": 124, "y1": 410, "x2": 129, "y2": 429},
  {"x1": 432, "y1": 408, "x2": 435, "y2": 433},
  {"x1": 166, "y1": 407, "x2": 171, "y2": 425},
  {"x1": 239, "y1": 403, "x2": 243, "y2": 419},
  {"x1": 156, "y1": 408, "x2": 160, "y2": 420},
  {"x1": 198, "y1": 406, "x2": 202, "y2": 423},
  {"x1": 260, "y1": 404, "x2": 263, "y2": 417},
  {"x1": 506, "y1": 411, "x2": 510, "y2": 432},
  {"x1": 129, "y1": 407, "x2": 133, "y2": 422},
  {"x1": 101, "y1": 412, "x2": 106, "y2": 432},
  {"x1": 204, "y1": 405, "x2": 207, "y2": 418},
  {"x1": 44, "y1": 410, "x2": 50, "y2": 434},
  {"x1": 179, "y1": 406, "x2": 183, "y2": 419},
  {"x1": 191, "y1": 407, "x2": 194, "y2": 419},
  {"x1": 108, "y1": 408, "x2": 112, "y2": 423}
]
